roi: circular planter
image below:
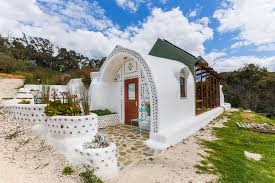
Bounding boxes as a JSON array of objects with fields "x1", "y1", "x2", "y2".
[
  {"x1": 74, "y1": 142, "x2": 118, "y2": 181},
  {"x1": 97, "y1": 114, "x2": 120, "y2": 128},
  {"x1": 45, "y1": 114, "x2": 98, "y2": 138}
]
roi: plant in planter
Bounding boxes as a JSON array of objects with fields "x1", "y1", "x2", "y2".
[
  {"x1": 81, "y1": 68, "x2": 92, "y2": 88},
  {"x1": 81, "y1": 88, "x2": 90, "y2": 115},
  {"x1": 83, "y1": 133, "x2": 110, "y2": 149},
  {"x1": 44, "y1": 100, "x2": 81, "y2": 116},
  {"x1": 91, "y1": 109, "x2": 115, "y2": 116},
  {"x1": 145, "y1": 102, "x2": 150, "y2": 117},
  {"x1": 51, "y1": 88, "x2": 59, "y2": 101},
  {"x1": 18, "y1": 99, "x2": 30, "y2": 104},
  {"x1": 42, "y1": 85, "x2": 50, "y2": 104},
  {"x1": 60, "y1": 92, "x2": 69, "y2": 103}
]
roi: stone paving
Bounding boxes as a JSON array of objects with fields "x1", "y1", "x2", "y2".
[{"x1": 99, "y1": 124, "x2": 161, "y2": 170}]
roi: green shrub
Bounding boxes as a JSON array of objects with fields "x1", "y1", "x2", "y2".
[
  {"x1": 79, "y1": 169, "x2": 103, "y2": 183},
  {"x1": 81, "y1": 75, "x2": 91, "y2": 88},
  {"x1": 44, "y1": 100, "x2": 81, "y2": 116},
  {"x1": 145, "y1": 102, "x2": 150, "y2": 116},
  {"x1": 18, "y1": 100, "x2": 30, "y2": 104},
  {"x1": 62, "y1": 166, "x2": 74, "y2": 175},
  {"x1": 91, "y1": 109, "x2": 115, "y2": 116},
  {"x1": 81, "y1": 89, "x2": 90, "y2": 116}
]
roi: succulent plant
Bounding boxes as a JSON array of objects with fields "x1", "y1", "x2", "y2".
[{"x1": 83, "y1": 133, "x2": 110, "y2": 149}]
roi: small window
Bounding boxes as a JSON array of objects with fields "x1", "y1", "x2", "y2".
[
  {"x1": 128, "y1": 83, "x2": 135, "y2": 100},
  {"x1": 180, "y1": 76, "x2": 186, "y2": 98}
]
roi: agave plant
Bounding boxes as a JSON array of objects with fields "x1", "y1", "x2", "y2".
[
  {"x1": 44, "y1": 100, "x2": 81, "y2": 116},
  {"x1": 83, "y1": 133, "x2": 110, "y2": 149}
]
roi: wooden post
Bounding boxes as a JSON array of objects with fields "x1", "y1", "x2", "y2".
[
  {"x1": 205, "y1": 72, "x2": 208, "y2": 111},
  {"x1": 210, "y1": 75, "x2": 213, "y2": 109},
  {"x1": 200, "y1": 69, "x2": 203, "y2": 112},
  {"x1": 218, "y1": 79, "x2": 221, "y2": 106}
]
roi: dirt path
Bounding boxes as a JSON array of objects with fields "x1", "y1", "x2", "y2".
[
  {"x1": 0, "y1": 79, "x2": 80, "y2": 183},
  {"x1": 0, "y1": 78, "x2": 24, "y2": 104}
]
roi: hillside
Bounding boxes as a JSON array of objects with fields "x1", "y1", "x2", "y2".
[
  {"x1": 221, "y1": 64, "x2": 275, "y2": 117},
  {"x1": 0, "y1": 33, "x2": 108, "y2": 85}
]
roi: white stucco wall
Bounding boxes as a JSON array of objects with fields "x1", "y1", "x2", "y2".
[
  {"x1": 89, "y1": 52, "x2": 152, "y2": 125},
  {"x1": 145, "y1": 55, "x2": 195, "y2": 132},
  {"x1": 67, "y1": 79, "x2": 86, "y2": 99},
  {"x1": 220, "y1": 85, "x2": 225, "y2": 106},
  {"x1": 89, "y1": 82, "x2": 121, "y2": 113},
  {"x1": 89, "y1": 46, "x2": 228, "y2": 150}
]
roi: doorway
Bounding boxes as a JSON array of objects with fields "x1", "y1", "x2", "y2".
[{"x1": 124, "y1": 78, "x2": 139, "y2": 126}]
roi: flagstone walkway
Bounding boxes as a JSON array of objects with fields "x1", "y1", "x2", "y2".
[{"x1": 99, "y1": 125, "x2": 161, "y2": 170}]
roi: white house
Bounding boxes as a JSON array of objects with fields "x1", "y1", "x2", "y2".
[{"x1": 89, "y1": 39, "x2": 230, "y2": 150}]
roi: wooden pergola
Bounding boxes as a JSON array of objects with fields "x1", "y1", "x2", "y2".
[{"x1": 195, "y1": 57, "x2": 221, "y2": 115}]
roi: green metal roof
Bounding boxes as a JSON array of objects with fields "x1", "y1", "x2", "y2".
[{"x1": 149, "y1": 38, "x2": 197, "y2": 75}]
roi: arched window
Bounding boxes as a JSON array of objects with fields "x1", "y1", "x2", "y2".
[{"x1": 179, "y1": 68, "x2": 189, "y2": 98}]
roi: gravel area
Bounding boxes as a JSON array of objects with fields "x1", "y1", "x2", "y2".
[{"x1": 0, "y1": 79, "x2": 80, "y2": 183}]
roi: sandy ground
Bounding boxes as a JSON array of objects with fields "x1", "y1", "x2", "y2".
[
  {"x1": 0, "y1": 79, "x2": 23, "y2": 104},
  {"x1": 109, "y1": 116, "x2": 229, "y2": 183},
  {"x1": 0, "y1": 78, "x2": 229, "y2": 183},
  {"x1": 0, "y1": 79, "x2": 80, "y2": 183}
]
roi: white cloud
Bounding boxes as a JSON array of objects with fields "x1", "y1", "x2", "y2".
[
  {"x1": 197, "y1": 17, "x2": 210, "y2": 26},
  {"x1": 115, "y1": 0, "x2": 142, "y2": 12},
  {"x1": 37, "y1": 0, "x2": 114, "y2": 30},
  {"x1": 188, "y1": 10, "x2": 197, "y2": 17},
  {"x1": 126, "y1": 8, "x2": 213, "y2": 56},
  {"x1": 0, "y1": 1, "x2": 213, "y2": 59},
  {"x1": 115, "y1": 0, "x2": 170, "y2": 12},
  {"x1": 214, "y1": 0, "x2": 275, "y2": 51},
  {"x1": 203, "y1": 51, "x2": 226, "y2": 66},
  {"x1": 206, "y1": 54, "x2": 275, "y2": 72},
  {"x1": 256, "y1": 43, "x2": 275, "y2": 51}
]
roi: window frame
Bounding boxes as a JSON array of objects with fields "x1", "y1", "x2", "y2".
[{"x1": 179, "y1": 75, "x2": 187, "y2": 99}]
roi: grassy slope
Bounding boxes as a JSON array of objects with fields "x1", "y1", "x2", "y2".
[
  {"x1": 0, "y1": 53, "x2": 69, "y2": 84},
  {"x1": 197, "y1": 111, "x2": 275, "y2": 183}
]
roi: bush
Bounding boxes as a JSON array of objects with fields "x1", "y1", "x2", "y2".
[
  {"x1": 44, "y1": 100, "x2": 81, "y2": 116},
  {"x1": 62, "y1": 166, "x2": 74, "y2": 175},
  {"x1": 91, "y1": 109, "x2": 115, "y2": 116},
  {"x1": 18, "y1": 100, "x2": 30, "y2": 104},
  {"x1": 79, "y1": 169, "x2": 103, "y2": 183},
  {"x1": 81, "y1": 75, "x2": 91, "y2": 88}
]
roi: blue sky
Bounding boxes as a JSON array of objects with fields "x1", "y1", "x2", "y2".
[{"x1": 0, "y1": 0, "x2": 275, "y2": 72}]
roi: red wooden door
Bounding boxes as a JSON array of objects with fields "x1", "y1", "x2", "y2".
[{"x1": 124, "y1": 78, "x2": 139, "y2": 126}]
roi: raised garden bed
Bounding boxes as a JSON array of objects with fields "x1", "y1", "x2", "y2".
[
  {"x1": 97, "y1": 114, "x2": 121, "y2": 128},
  {"x1": 74, "y1": 142, "x2": 118, "y2": 181}
]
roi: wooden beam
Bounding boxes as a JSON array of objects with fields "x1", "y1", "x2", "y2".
[{"x1": 205, "y1": 73, "x2": 208, "y2": 110}]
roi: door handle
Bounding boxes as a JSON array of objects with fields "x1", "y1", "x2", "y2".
[{"x1": 136, "y1": 101, "x2": 138, "y2": 106}]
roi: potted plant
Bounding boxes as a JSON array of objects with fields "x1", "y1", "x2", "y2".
[{"x1": 145, "y1": 101, "x2": 151, "y2": 121}]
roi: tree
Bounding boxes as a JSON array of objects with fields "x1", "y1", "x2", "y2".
[{"x1": 222, "y1": 64, "x2": 275, "y2": 115}]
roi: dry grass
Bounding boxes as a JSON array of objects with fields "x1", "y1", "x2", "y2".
[
  {"x1": 241, "y1": 112, "x2": 256, "y2": 121},
  {"x1": 0, "y1": 73, "x2": 25, "y2": 79}
]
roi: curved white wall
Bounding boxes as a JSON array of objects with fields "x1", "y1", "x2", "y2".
[
  {"x1": 3, "y1": 104, "x2": 47, "y2": 126},
  {"x1": 89, "y1": 46, "x2": 228, "y2": 150},
  {"x1": 45, "y1": 114, "x2": 98, "y2": 137},
  {"x1": 74, "y1": 143, "x2": 118, "y2": 181},
  {"x1": 145, "y1": 55, "x2": 195, "y2": 132},
  {"x1": 3, "y1": 103, "x2": 119, "y2": 180}
]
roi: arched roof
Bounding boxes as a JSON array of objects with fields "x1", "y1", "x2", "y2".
[
  {"x1": 97, "y1": 45, "x2": 192, "y2": 134},
  {"x1": 143, "y1": 54, "x2": 191, "y2": 91}
]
